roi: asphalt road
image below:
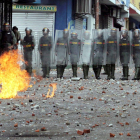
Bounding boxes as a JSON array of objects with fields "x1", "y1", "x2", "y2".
[{"x1": 0, "y1": 67, "x2": 140, "y2": 140}]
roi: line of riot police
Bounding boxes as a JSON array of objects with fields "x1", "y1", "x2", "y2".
[
  {"x1": 1, "y1": 23, "x2": 140, "y2": 80},
  {"x1": 54, "y1": 28, "x2": 140, "y2": 80}
]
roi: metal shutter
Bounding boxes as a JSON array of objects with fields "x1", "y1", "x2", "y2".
[
  {"x1": 108, "y1": 16, "x2": 113, "y2": 29},
  {"x1": 12, "y1": 12, "x2": 55, "y2": 36},
  {"x1": 75, "y1": 18, "x2": 83, "y2": 30},
  {"x1": 103, "y1": 16, "x2": 113, "y2": 29},
  {"x1": 12, "y1": 12, "x2": 55, "y2": 71}
]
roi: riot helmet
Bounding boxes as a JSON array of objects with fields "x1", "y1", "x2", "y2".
[
  {"x1": 133, "y1": 29, "x2": 140, "y2": 38},
  {"x1": 71, "y1": 32, "x2": 78, "y2": 39},
  {"x1": 83, "y1": 30, "x2": 90, "y2": 40},
  {"x1": 25, "y1": 27, "x2": 32, "y2": 35},
  {"x1": 111, "y1": 28, "x2": 117, "y2": 37},
  {"x1": 42, "y1": 27, "x2": 49, "y2": 36},
  {"x1": 3, "y1": 23, "x2": 10, "y2": 31},
  {"x1": 63, "y1": 29, "x2": 69, "y2": 38},
  {"x1": 121, "y1": 29, "x2": 128, "y2": 38}
]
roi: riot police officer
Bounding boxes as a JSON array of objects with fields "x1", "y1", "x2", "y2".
[
  {"x1": 21, "y1": 27, "x2": 35, "y2": 76},
  {"x1": 132, "y1": 29, "x2": 140, "y2": 80},
  {"x1": 119, "y1": 29, "x2": 130, "y2": 80},
  {"x1": 81, "y1": 30, "x2": 92, "y2": 79},
  {"x1": 69, "y1": 32, "x2": 81, "y2": 77},
  {"x1": 106, "y1": 28, "x2": 118, "y2": 80},
  {"x1": 92, "y1": 29, "x2": 105, "y2": 79},
  {"x1": 0, "y1": 23, "x2": 16, "y2": 54},
  {"x1": 55, "y1": 29, "x2": 69, "y2": 78},
  {"x1": 38, "y1": 28, "x2": 52, "y2": 78}
]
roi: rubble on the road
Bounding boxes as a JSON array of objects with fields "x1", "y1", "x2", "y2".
[{"x1": 0, "y1": 67, "x2": 140, "y2": 139}]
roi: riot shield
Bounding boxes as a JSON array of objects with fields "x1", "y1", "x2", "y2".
[
  {"x1": 131, "y1": 29, "x2": 140, "y2": 68},
  {"x1": 69, "y1": 30, "x2": 82, "y2": 65},
  {"x1": 91, "y1": 29, "x2": 106, "y2": 66},
  {"x1": 119, "y1": 29, "x2": 131, "y2": 67},
  {"x1": 54, "y1": 29, "x2": 69, "y2": 66},
  {"x1": 38, "y1": 33, "x2": 54, "y2": 69},
  {"x1": 105, "y1": 28, "x2": 119, "y2": 66},
  {"x1": 80, "y1": 30, "x2": 93, "y2": 65}
]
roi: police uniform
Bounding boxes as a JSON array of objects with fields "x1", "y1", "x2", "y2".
[
  {"x1": 106, "y1": 29, "x2": 118, "y2": 80},
  {"x1": 81, "y1": 30, "x2": 92, "y2": 79},
  {"x1": 0, "y1": 23, "x2": 16, "y2": 54},
  {"x1": 38, "y1": 28, "x2": 52, "y2": 78},
  {"x1": 92, "y1": 30, "x2": 104, "y2": 79},
  {"x1": 21, "y1": 28, "x2": 35, "y2": 76},
  {"x1": 119, "y1": 29, "x2": 130, "y2": 80},
  {"x1": 132, "y1": 29, "x2": 140, "y2": 80},
  {"x1": 55, "y1": 29, "x2": 69, "y2": 78},
  {"x1": 69, "y1": 32, "x2": 81, "y2": 77}
]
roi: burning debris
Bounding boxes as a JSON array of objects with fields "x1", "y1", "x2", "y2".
[
  {"x1": 0, "y1": 50, "x2": 31, "y2": 99},
  {"x1": 46, "y1": 83, "x2": 57, "y2": 98}
]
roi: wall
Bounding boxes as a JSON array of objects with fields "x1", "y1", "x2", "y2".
[
  {"x1": 130, "y1": 0, "x2": 140, "y2": 10},
  {"x1": 41, "y1": 0, "x2": 73, "y2": 30}
]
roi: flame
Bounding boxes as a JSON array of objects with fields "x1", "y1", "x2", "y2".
[
  {"x1": 46, "y1": 83, "x2": 57, "y2": 98},
  {"x1": 0, "y1": 50, "x2": 31, "y2": 99}
]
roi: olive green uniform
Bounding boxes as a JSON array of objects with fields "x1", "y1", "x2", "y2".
[
  {"x1": 119, "y1": 38, "x2": 130, "y2": 80},
  {"x1": 21, "y1": 35, "x2": 35, "y2": 75},
  {"x1": 92, "y1": 38, "x2": 104, "y2": 79},
  {"x1": 69, "y1": 38, "x2": 81, "y2": 77},
  {"x1": 38, "y1": 36, "x2": 52, "y2": 78},
  {"x1": 56, "y1": 37, "x2": 69, "y2": 78},
  {"x1": 0, "y1": 30, "x2": 16, "y2": 54},
  {"x1": 132, "y1": 39, "x2": 140, "y2": 80},
  {"x1": 106, "y1": 36, "x2": 117, "y2": 79}
]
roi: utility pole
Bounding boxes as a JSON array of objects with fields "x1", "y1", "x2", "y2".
[{"x1": 95, "y1": 0, "x2": 99, "y2": 29}]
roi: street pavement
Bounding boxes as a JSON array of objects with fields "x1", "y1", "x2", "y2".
[{"x1": 0, "y1": 67, "x2": 140, "y2": 140}]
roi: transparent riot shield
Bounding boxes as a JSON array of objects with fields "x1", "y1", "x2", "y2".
[
  {"x1": 38, "y1": 32, "x2": 54, "y2": 73},
  {"x1": 69, "y1": 30, "x2": 82, "y2": 65},
  {"x1": 105, "y1": 28, "x2": 119, "y2": 66},
  {"x1": 32, "y1": 31, "x2": 42, "y2": 74},
  {"x1": 131, "y1": 29, "x2": 140, "y2": 68},
  {"x1": 119, "y1": 29, "x2": 131, "y2": 67},
  {"x1": 91, "y1": 29, "x2": 106, "y2": 66},
  {"x1": 54, "y1": 30, "x2": 69, "y2": 66},
  {"x1": 80, "y1": 30, "x2": 93, "y2": 65}
]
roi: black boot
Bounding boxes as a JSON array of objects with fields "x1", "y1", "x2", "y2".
[
  {"x1": 93, "y1": 65, "x2": 98, "y2": 79},
  {"x1": 60, "y1": 65, "x2": 63, "y2": 78},
  {"x1": 61, "y1": 65, "x2": 65, "y2": 78},
  {"x1": 85, "y1": 65, "x2": 89, "y2": 79},
  {"x1": 46, "y1": 66, "x2": 50, "y2": 78},
  {"x1": 96, "y1": 65, "x2": 102, "y2": 79},
  {"x1": 82, "y1": 64, "x2": 86, "y2": 79},
  {"x1": 106, "y1": 64, "x2": 111, "y2": 80},
  {"x1": 42, "y1": 67, "x2": 47, "y2": 78},
  {"x1": 72, "y1": 65, "x2": 77, "y2": 77},
  {"x1": 57, "y1": 65, "x2": 61, "y2": 78},
  {"x1": 132, "y1": 67, "x2": 140, "y2": 80},
  {"x1": 26, "y1": 66, "x2": 32, "y2": 76},
  {"x1": 111, "y1": 64, "x2": 115, "y2": 79},
  {"x1": 121, "y1": 66, "x2": 128, "y2": 80}
]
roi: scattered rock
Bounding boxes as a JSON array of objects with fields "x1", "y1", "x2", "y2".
[{"x1": 77, "y1": 130, "x2": 84, "y2": 135}]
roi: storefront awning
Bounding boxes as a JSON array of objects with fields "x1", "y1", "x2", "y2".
[{"x1": 129, "y1": 3, "x2": 140, "y2": 22}]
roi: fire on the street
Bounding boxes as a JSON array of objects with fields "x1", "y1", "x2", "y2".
[
  {"x1": 0, "y1": 50, "x2": 31, "y2": 99},
  {"x1": 46, "y1": 83, "x2": 57, "y2": 98}
]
